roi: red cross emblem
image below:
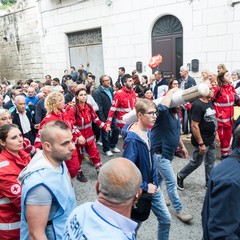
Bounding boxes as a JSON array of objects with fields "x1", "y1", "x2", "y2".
[{"x1": 11, "y1": 184, "x2": 21, "y2": 195}]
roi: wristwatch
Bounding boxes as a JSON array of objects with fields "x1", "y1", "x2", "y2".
[{"x1": 199, "y1": 143, "x2": 205, "y2": 147}]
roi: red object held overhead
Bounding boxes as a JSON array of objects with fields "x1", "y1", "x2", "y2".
[{"x1": 148, "y1": 54, "x2": 163, "y2": 68}]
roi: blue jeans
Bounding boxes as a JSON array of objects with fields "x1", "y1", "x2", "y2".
[
  {"x1": 153, "y1": 153, "x2": 182, "y2": 213},
  {"x1": 134, "y1": 189, "x2": 171, "y2": 240},
  {"x1": 179, "y1": 141, "x2": 216, "y2": 184}
]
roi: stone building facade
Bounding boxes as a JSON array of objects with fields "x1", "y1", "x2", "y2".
[
  {"x1": 0, "y1": 0, "x2": 240, "y2": 82},
  {"x1": 0, "y1": 0, "x2": 44, "y2": 82}
]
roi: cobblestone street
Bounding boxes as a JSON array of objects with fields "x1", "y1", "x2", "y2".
[{"x1": 73, "y1": 138, "x2": 221, "y2": 240}]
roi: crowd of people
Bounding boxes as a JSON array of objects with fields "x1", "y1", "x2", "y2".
[{"x1": 0, "y1": 62, "x2": 240, "y2": 239}]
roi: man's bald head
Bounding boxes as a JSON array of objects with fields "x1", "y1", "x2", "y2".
[{"x1": 98, "y1": 158, "x2": 142, "y2": 204}]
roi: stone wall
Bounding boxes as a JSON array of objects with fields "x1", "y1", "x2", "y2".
[{"x1": 0, "y1": 0, "x2": 44, "y2": 83}]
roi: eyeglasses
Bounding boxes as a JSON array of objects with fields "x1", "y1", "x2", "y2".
[
  {"x1": 0, "y1": 116, "x2": 13, "y2": 121},
  {"x1": 145, "y1": 111, "x2": 158, "y2": 117}
]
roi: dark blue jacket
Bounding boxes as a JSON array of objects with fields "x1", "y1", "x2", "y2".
[
  {"x1": 35, "y1": 98, "x2": 46, "y2": 124},
  {"x1": 93, "y1": 86, "x2": 114, "y2": 122},
  {"x1": 151, "y1": 104, "x2": 181, "y2": 161},
  {"x1": 202, "y1": 148, "x2": 240, "y2": 240},
  {"x1": 122, "y1": 123, "x2": 158, "y2": 192},
  {"x1": 178, "y1": 75, "x2": 196, "y2": 89}
]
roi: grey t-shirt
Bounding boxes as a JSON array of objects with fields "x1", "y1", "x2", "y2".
[{"x1": 26, "y1": 184, "x2": 60, "y2": 239}]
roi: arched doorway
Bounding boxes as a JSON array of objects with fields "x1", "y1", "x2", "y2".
[{"x1": 152, "y1": 15, "x2": 183, "y2": 80}]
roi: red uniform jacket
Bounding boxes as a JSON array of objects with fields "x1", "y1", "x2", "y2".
[
  {"x1": 34, "y1": 111, "x2": 66, "y2": 150},
  {"x1": 106, "y1": 87, "x2": 137, "y2": 128},
  {"x1": 66, "y1": 103, "x2": 107, "y2": 145},
  {"x1": 0, "y1": 149, "x2": 31, "y2": 240},
  {"x1": 213, "y1": 84, "x2": 236, "y2": 127}
]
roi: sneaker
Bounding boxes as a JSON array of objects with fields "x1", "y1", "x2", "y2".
[
  {"x1": 96, "y1": 140, "x2": 103, "y2": 146},
  {"x1": 177, "y1": 173, "x2": 184, "y2": 191},
  {"x1": 103, "y1": 151, "x2": 113, "y2": 157},
  {"x1": 204, "y1": 183, "x2": 208, "y2": 190},
  {"x1": 176, "y1": 210, "x2": 193, "y2": 223},
  {"x1": 111, "y1": 147, "x2": 121, "y2": 153},
  {"x1": 77, "y1": 172, "x2": 88, "y2": 182}
]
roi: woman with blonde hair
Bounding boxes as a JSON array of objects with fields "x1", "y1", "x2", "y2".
[{"x1": 34, "y1": 91, "x2": 79, "y2": 178}]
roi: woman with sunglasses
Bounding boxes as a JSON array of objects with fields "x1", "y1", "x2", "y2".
[
  {"x1": 0, "y1": 124, "x2": 31, "y2": 239},
  {"x1": 0, "y1": 109, "x2": 35, "y2": 155}
]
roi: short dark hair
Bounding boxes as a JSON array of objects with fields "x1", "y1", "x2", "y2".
[
  {"x1": 121, "y1": 74, "x2": 132, "y2": 85},
  {"x1": 53, "y1": 78, "x2": 60, "y2": 83},
  {"x1": 86, "y1": 83, "x2": 92, "y2": 94},
  {"x1": 119, "y1": 67, "x2": 125, "y2": 73},
  {"x1": 99, "y1": 75, "x2": 109, "y2": 85},
  {"x1": 71, "y1": 66, "x2": 75, "y2": 71},
  {"x1": 142, "y1": 75, "x2": 148, "y2": 83},
  {"x1": 156, "y1": 70, "x2": 164, "y2": 76},
  {"x1": 144, "y1": 87, "x2": 152, "y2": 94}
]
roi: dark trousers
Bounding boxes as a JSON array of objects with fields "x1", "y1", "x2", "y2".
[
  {"x1": 92, "y1": 122, "x2": 101, "y2": 141},
  {"x1": 102, "y1": 120, "x2": 120, "y2": 152},
  {"x1": 182, "y1": 106, "x2": 192, "y2": 134},
  {"x1": 179, "y1": 142, "x2": 216, "y2": 184},
  {"x1": 23, "y1": 131, "x2": 35, "y2": 145}
]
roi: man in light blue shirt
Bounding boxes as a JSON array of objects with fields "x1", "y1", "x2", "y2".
[{"x1": 63, "y1": 158, "x2": 142, "y2": 240}]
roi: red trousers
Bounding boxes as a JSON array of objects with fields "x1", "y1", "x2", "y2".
[
  {"x1": 76, "y1": 141, "x2": 102, "y2": 171},
  {"x1": 217, "y1": 126, "x2": 232, "y2": 156},
  {"x1": 65, "y1": 149, "x2": 80, "y2": 178}
]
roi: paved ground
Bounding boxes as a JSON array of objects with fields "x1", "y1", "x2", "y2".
[{"x1": 73, "y1": 137, "x2": 221, "y2": 240}]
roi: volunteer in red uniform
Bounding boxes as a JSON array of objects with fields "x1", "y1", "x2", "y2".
[
  {"x1": 213, "y1": 70, "x2": 238, "y2": 159},
  {"x1": 106, "y1": 74, "x2": 137, "y2": 129},
  {"x1": 0, "y1": 124, "x2": 31, "y2": 240},
  {"x1": 66, "y1": 88, "x2": 111, "y2": 182},
  {"x1": 34, "y1": 91, "x2": 79, "y2": 178}
]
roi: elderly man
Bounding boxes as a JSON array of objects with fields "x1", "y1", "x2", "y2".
[
  {"x1": 35, "y1": 85, "x2": 53, "y2": 124},
  {"x1": 93, "y1": 75, "x2": 121, "y2": 157},
  {"x1": 178, "y1": 66, "x2": 196, "y2": 134},
  {"x1": 11, "y1": 95, "x2": 36, "y2": 144},
  {"x1": 64, "y1": 80, "x2": 77, "y2": 104},
  {"x1": 25, "y1": 87, "x2": 38, "y2": 106},
  {"x1": 63, "y1": 157, "x2": 142, "y2": 239},
  {"x1": 19, "y1": 120, "x2": 77, "y2": 240}
]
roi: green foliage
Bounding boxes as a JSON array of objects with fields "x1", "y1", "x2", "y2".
[{"x1": 0, "y1": 0, "x2": 17, "y2": 5}]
